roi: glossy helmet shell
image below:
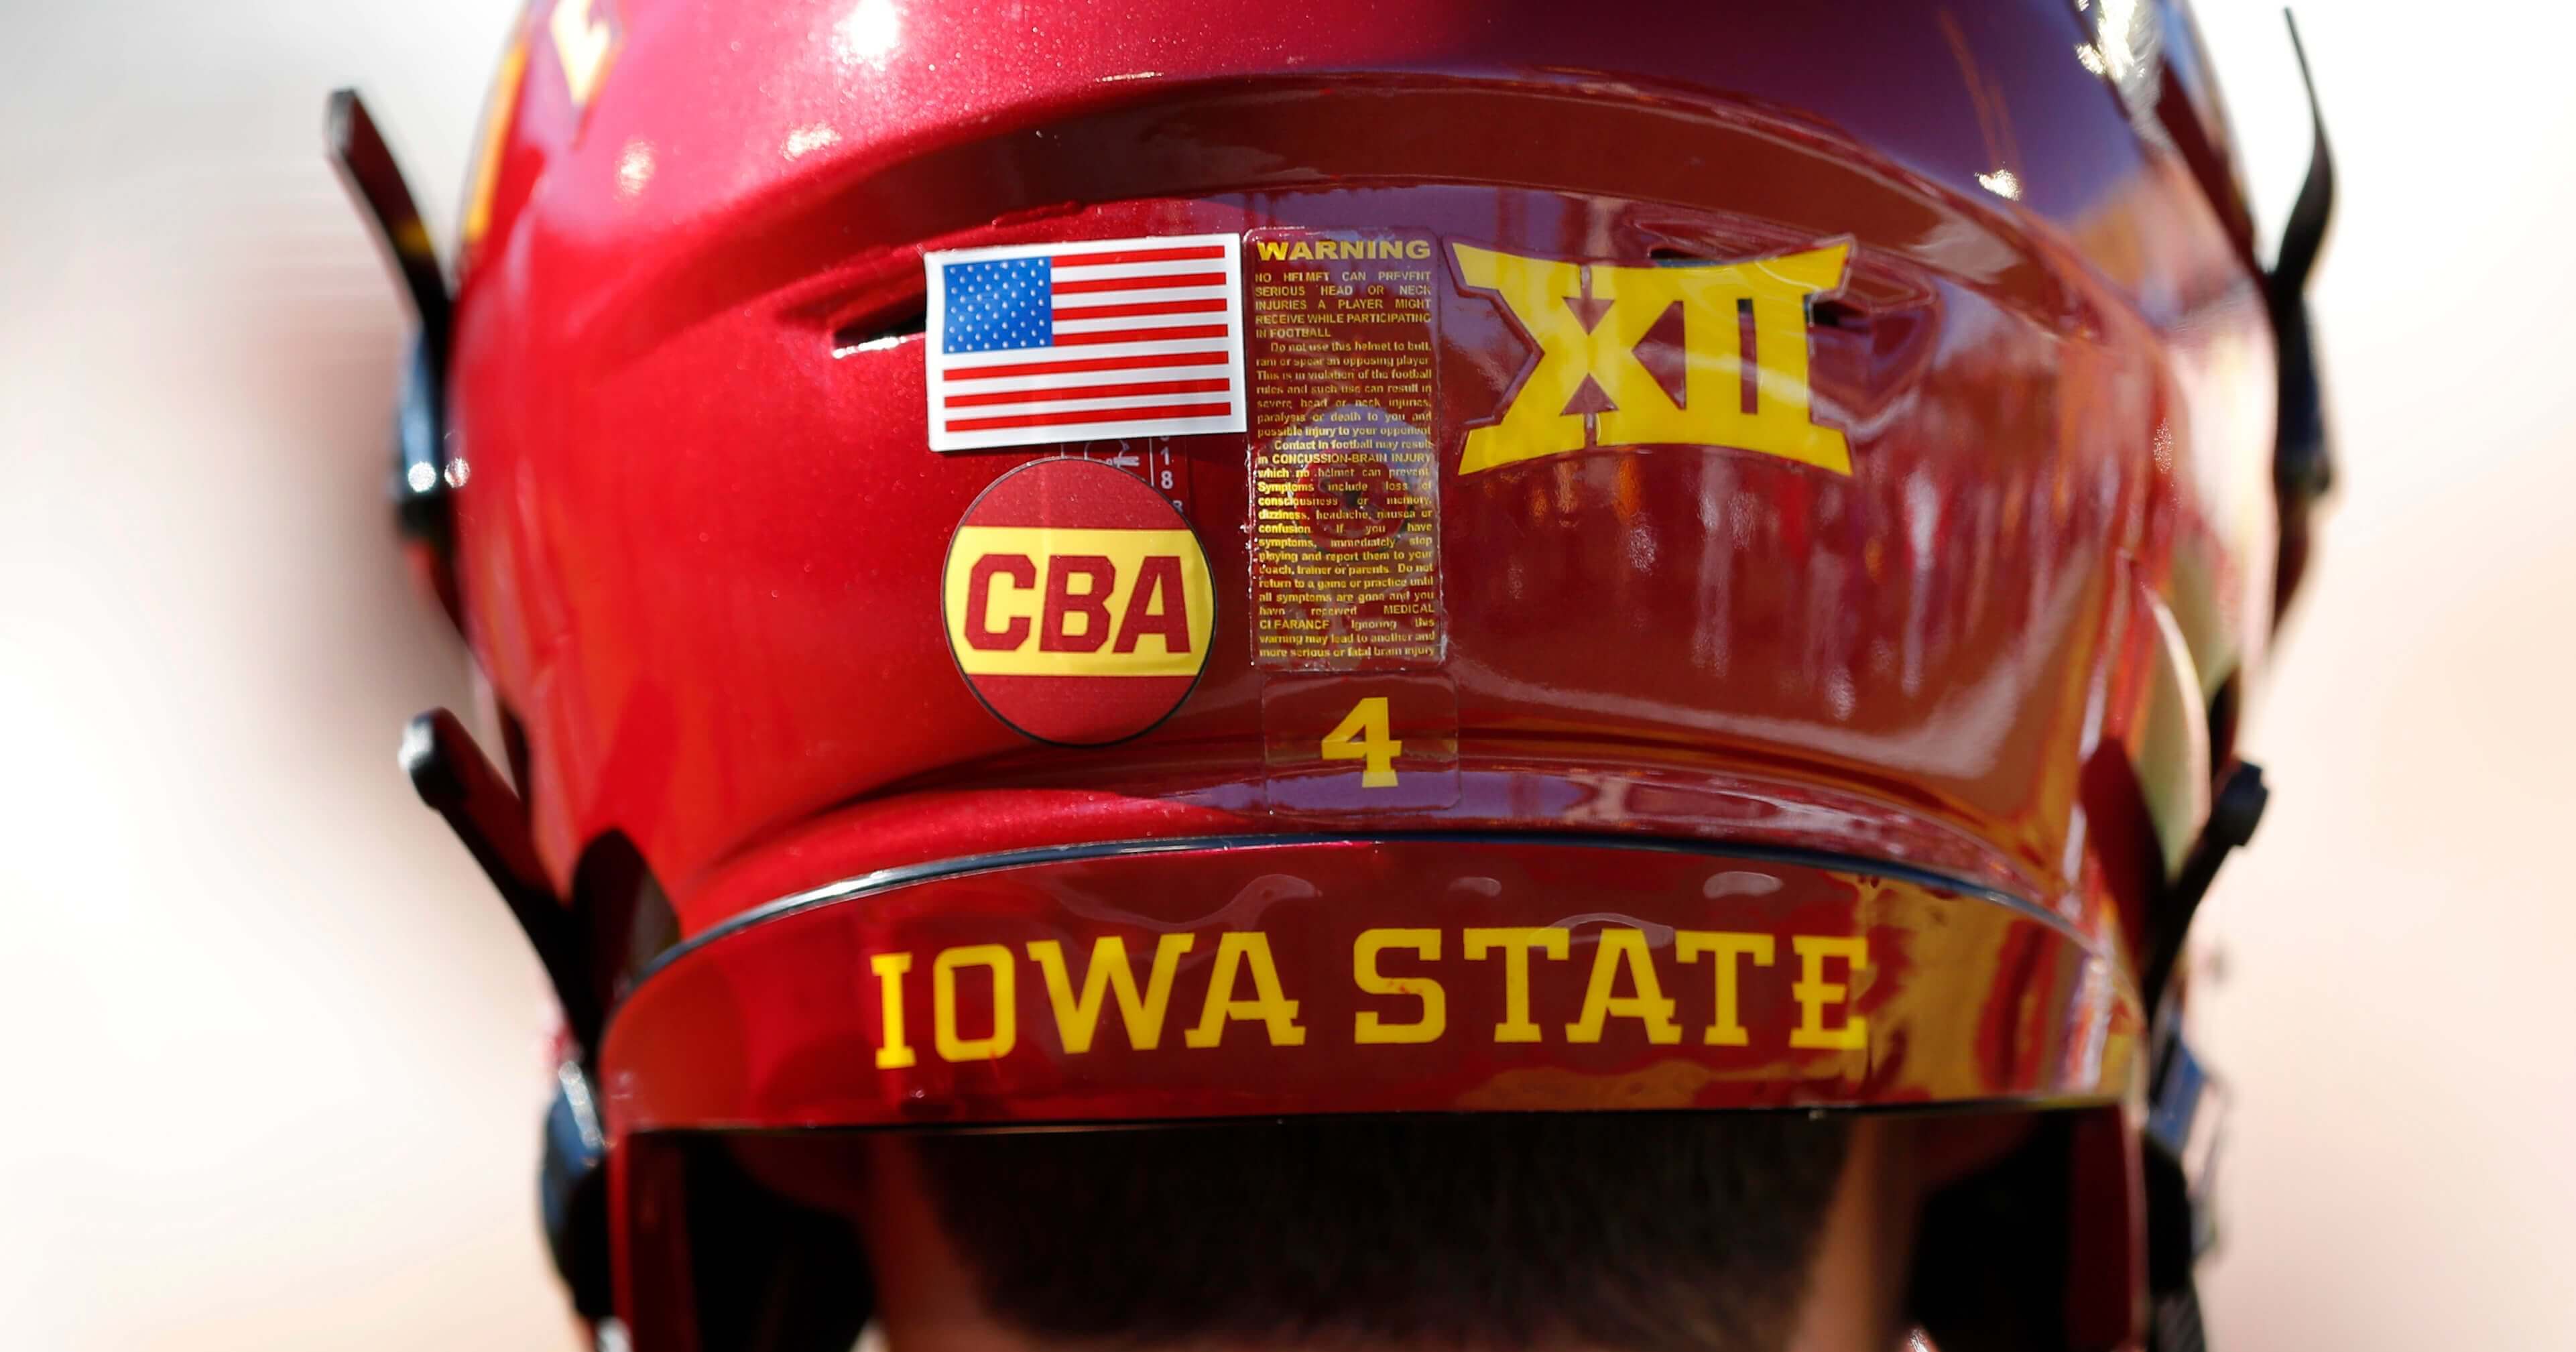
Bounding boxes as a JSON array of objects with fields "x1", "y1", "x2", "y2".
[{"x1": 438, "y1": 0, "x2": 2287, "y2": 1345}]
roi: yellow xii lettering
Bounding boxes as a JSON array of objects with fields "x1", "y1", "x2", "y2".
[{"x1": 1449, "y1": 242, "x2": 1852, "y2": 477}]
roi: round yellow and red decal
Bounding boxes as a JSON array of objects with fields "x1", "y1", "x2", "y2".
[{"x1": 942, "y1": 458, "x2": 1215, "y2": 745}]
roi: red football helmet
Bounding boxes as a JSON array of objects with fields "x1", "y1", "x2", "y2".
[{"x1": 334, "y1": 1, "x2": 2332, "y2": 1347}]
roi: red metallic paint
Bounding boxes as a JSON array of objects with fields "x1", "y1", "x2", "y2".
[
  {"x1": 450, "y1": 1, "x2": 2272, "y2": 940},
  {"x1": 437, "y1": 1, "x2": 2282, "y2": 1343}
]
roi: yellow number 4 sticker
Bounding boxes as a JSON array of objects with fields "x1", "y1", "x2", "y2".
[{"x1": 1321, "y1": 696, "x2": 1403, "y2": 788}]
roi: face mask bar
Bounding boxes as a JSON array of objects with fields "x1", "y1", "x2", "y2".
[
  {"x1": 402, "y1": 708, "x2": 622, "y2": 1322},
  {"x1": 326, "y1": 88, "x2": 460, "y2": 623},
  {"x1": 2265, "y1": 9, "x2": 2337, "y2": 623}
]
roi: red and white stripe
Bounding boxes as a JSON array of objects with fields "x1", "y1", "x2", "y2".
[{"x1": 924, "y1": 233, "x2": 1247, "y2": 452}]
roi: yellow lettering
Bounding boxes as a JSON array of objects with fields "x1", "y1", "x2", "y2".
[
  {"x1": 1736, "y1": 247, "x2": 1849, "y2": 472},
  {"x1": 870, "y1": 952, "x2": 915, "y2": 1069},
  {"x1": 1321, "y1": 695, "x2": 1402, "y2": 788},
  {"x1": 1184, "y1": 932, "x2": 1307, "y2": 1047},
  {"x1": 1450, "y1": 244, "x2": 1592, "y2": 474},
  {"x1": 940, "y1": 526, "x2": 1213, "y2": 678},
  {"x1": 1578, "y1": 261, "x2": 1692, "y2": 452},
  {"x1": 1463, "y1": 926, "x2": 1571, "y2": 1042},
  {"x1": 1563, "y1": 928, "x2": 1681, "y2": 1044},
  {"x1": 1258, "y1": 236, "x2": 1432, "y2": 263},
  {"x1": 1788, "y1": 935, "x2": 1868, "y2": 1050},
  {"x1": 1026, "y1": 934, "x2": 1195, "y2": 1053},
  {"x1": 1449, "y1": 242, "x2": 1851, "y2": 477},
  {"x1": 1353, "y1": 928, "x2": 1445, "y2": 1044},
  {"x1": 1675, "y1": 931, "x2": 1775, "y2": 1046},
  {"x1": 932, "y1": 944, "x2": 1018, "y2": 1062}
]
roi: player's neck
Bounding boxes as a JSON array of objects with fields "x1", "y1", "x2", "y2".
[
  {"x1": 857, "y1": 1120, "x2": 1922, "y2": 1352},
  {"x1": 1784, "y1": 1117, "x2": 1919, "y2": 1352}
]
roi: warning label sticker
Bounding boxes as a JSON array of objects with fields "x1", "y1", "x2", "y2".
[{"x1": 1245, "y1": 231, "x2": 1445, "y2": 670}]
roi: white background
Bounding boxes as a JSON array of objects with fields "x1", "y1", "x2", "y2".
[{"x1": 1, "y1": 2, "x2": 2568, "y2": 1348}]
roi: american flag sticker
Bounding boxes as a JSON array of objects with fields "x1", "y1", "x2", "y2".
[{"x1": 924, "y1": 233, "x2": 1248, "y2": 452}]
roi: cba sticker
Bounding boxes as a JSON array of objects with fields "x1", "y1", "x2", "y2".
[{"x1": 942, "y1": 458, "x2": 1215, "y2": 745}]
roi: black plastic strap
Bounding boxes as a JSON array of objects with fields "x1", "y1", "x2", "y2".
[
  {"x1": 542, "y1": 1060, "x2": 615, "y2": 1319},
  {"x1": 2140, "y1": 760, "x2": 2268, "y2": 1011},
  {"x1": 402, "y1": 709, "x2": 605, "y2": 1052}
]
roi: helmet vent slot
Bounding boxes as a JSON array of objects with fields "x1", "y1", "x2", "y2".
[
  {"x1": 1809, "y1": 298, "x2": 1865, "y2": 330},
  {"x1": 831, "y1": 298, "x2": 927, "y2": 356}
]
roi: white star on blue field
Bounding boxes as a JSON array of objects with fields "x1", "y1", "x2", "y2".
[{"x1": 943, "y1": 257, "x2": 1054, "y2": 354}]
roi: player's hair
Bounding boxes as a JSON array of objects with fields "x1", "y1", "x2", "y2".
[{"x1": 910, "y1": 1113, "x2": 1850, "y2": 1352}]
